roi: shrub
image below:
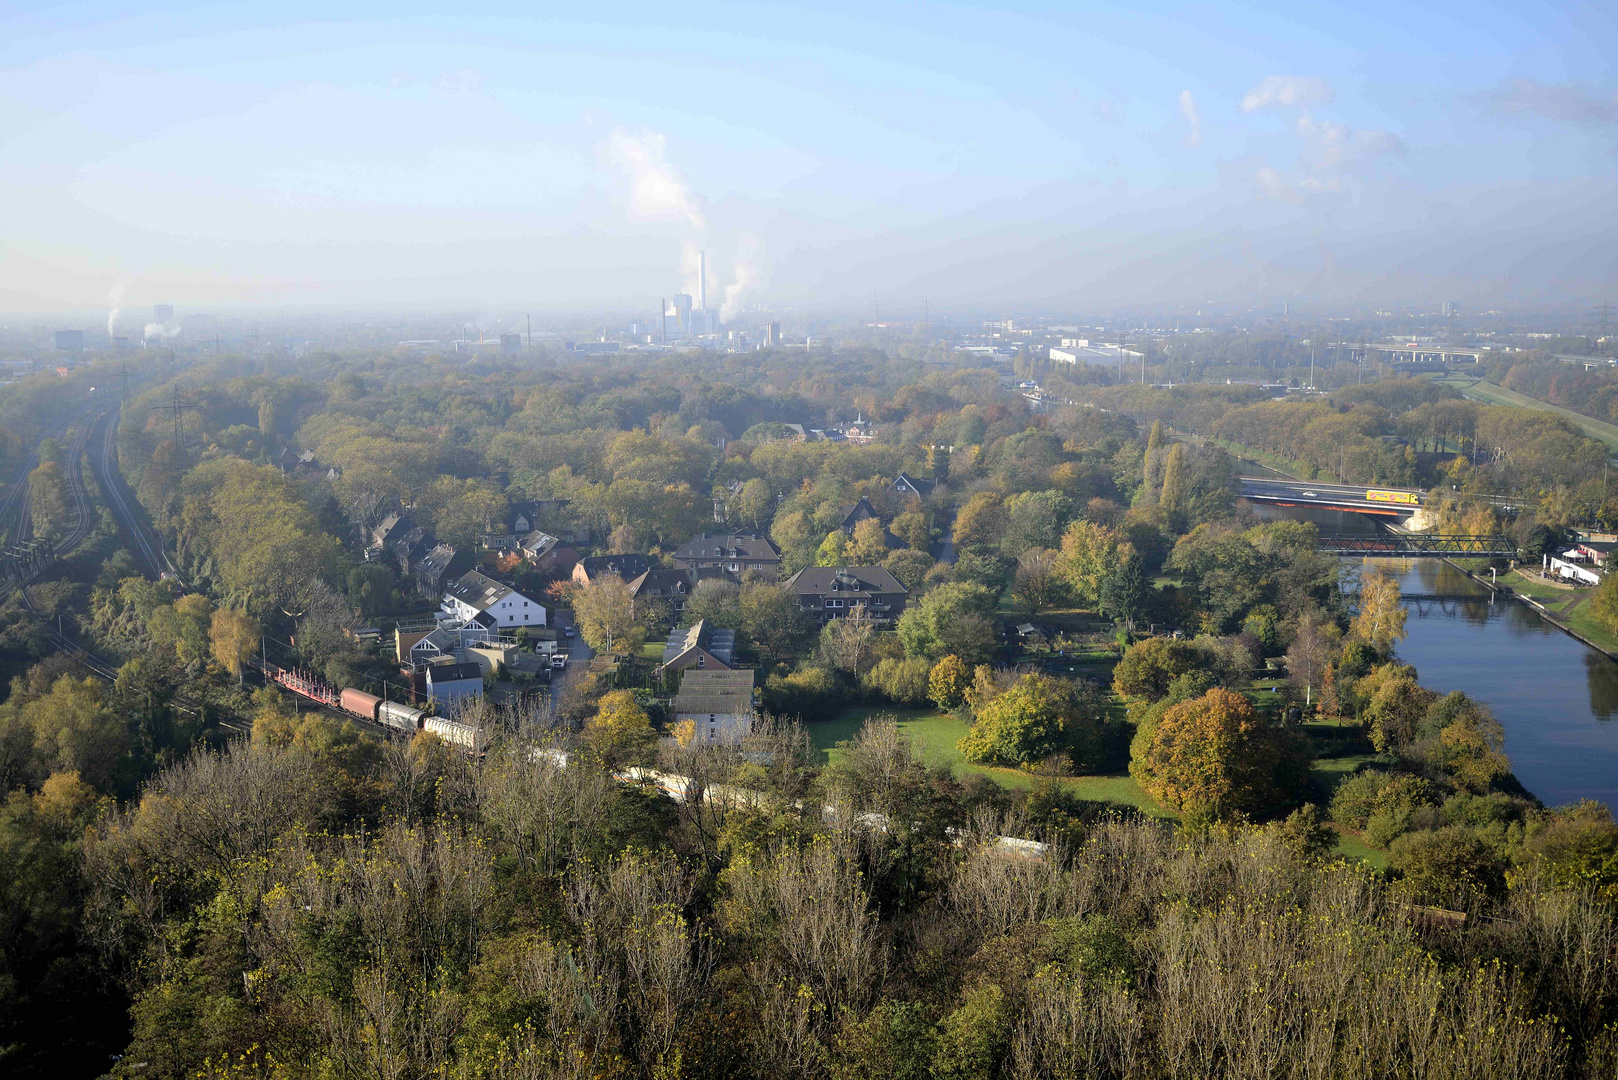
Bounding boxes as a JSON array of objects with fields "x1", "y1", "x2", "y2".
[
  {"x1": 861, "y1": 657, "x2": 932, "y2": 706},
  {"x1": 1388, "y1": 825, "x2": 1508, "y2": 905},
  {"x1": 958, "y1": 674, "x2": 1102, "y2": 770},
  {"x1": 763, "y1": 665, "x2": 845, "y2": 723}
]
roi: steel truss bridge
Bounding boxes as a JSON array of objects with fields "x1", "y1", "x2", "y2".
[{"x1": 1316, "y1": 534, "x2": 1517, "y2": 558}]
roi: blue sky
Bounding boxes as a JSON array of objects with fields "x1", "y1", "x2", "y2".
[{"x1": 2, "y1": 0, "x2": 1615, "y2": 315}]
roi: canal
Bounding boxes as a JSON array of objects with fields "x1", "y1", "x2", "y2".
[
  {"x1": 1255, "y1": 503, "x2": 1618, "y2": 809},
  {"x1": 1379, "y1": 558, "x2": 1618, "y2": 810}
]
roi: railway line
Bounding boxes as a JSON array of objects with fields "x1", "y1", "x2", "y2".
[{"x1": 93, "y1": 406, "x2": 178, "y2": 581}]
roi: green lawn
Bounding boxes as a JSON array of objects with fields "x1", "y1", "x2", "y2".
[
  {"x1": 1438, "y1": 376, "x2": 1618, "y2": 453},
  {"x1": 1497, "y1": 569, "x2": 1618, "y2": 655},
  {"x1": 809, "y1": 706, "x2": 1175, "y2": 817}
]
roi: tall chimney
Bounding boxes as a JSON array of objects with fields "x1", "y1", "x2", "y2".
[{"x1": 698, "y1": 250, "x2": 706, "y2": 312}]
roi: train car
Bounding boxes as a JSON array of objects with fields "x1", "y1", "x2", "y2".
[
  {"x1": 424, "y1": 716, "x2": 488, "y2": 755},
  {"x1": 377, "y1": 700, "x2": 425, "y2": 733},
  {"x1": 339, "y1": 688, "x2": 381, "y2": 721},
  {"x1": 1365, "y1": 489, "x2": 1421, "y2": 505}
]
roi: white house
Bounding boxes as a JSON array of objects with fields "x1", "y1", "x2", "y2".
[
  {"x1": 442, "y1": 569, "x2": 546, "y2": 629},
  {"x1": 671, "y1": 669, "x2": 756, "y2": 745}
]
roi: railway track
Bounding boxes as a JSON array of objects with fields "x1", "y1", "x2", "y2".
[{"x1": 95, "y1": 407, "x2": 178, "y2": 581}]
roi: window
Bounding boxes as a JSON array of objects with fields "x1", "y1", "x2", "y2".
[{"x1": 697, "y1": 655, "x2": 705, "y2": 667}]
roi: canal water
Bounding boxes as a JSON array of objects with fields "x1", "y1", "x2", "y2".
[
  {"x1": 1376, "y1": 558, "x2": 1618, "y2": 810},
  {"x1": 1252, "y1": 503, "x2": 1618, "y2": 809}
]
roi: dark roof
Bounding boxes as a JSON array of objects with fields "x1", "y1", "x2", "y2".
[
  {"x1": 628, "y1": 568, "x2": 694, "y2": 598},
  {"x1": 784, "y1": 565, "x2": 907, "y2": 596},
  {"x1": 445, "y1": 569, "x2": 515, "y2": 611},
  {"x1": 417, "y1": 542, "x2": 463, "y2": 576},
  {"x1": 427, "y1": 662, "x2": 483, "y2": 683},
  {"x1": 894, "y1": 472, "x2": 936, "y2": 496},
  {"x1": 837, "y1": 497, "x2": 879, "y2": 528},
  {"x1": 673, "y1": 668, "x2": 756, "y2": 714},
  {"x1": 578, "y1": 554, "x2": 652, "y2": 581},
  {"x1": 672, "y1": 533, "x2": 781, "y2": 561}
]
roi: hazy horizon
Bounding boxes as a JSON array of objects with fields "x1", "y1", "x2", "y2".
[{"x1": 3, "y1": 1, "x2": 1615, "y2": 319}]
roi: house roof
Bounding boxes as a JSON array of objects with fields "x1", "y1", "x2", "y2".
[
  {"x1": 783, "y1": 565, "x2": 907, "y2": 596},
  {"x1": 427, "y1": 662, "x2": 483, "y2": 683},
  {"x1": 629, "y1": 568, "x2": 694, "y2": 598},
  {"x1": 445, "y1": 569, "x2": 517, "y2": 612},
  {"x1": 577, "y1": 554, "x2": 652, "y2": 581},
  {"x1": 672, "y1": 533, "x2": 781, "y2": 561},
  {"x1": 836, "y1": 497, "x2": 879, "y2": 529},
  {"x1": 518, "y1": 529, "x2": 560, "y2": 557},
  {"x1": 662, "y1": 619, "x2": 736, "y2": 667},
  {"x1": 673, "y1": 668, "x2": 756, "y2": 714},
  {"x1": 893, "y1": 472, "x2": 936, "y2": 496},
  {"x1": 417, "y1": 542, "x2": 465, "y2": 577}
]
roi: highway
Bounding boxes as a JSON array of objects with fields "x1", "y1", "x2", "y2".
[{"x1": 1238, "y1": 476, "x2": 1425, "y2": 515}]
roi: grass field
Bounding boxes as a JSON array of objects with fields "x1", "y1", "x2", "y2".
[
  {"x1": 1497, "y1": 569, "x2": 1618, "y2": 654},
  {"x1": 1438, "y1": 376, "x2": 1618, "y2": 453},
  {"x1": 808, "y1": 706, "x2": 1176, "y2": 817},
  {"x1": 810, "y1": 706, "x2": 1392, "y2": 862}
]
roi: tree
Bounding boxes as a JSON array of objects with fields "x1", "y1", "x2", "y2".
[
  {"x1": 582, "y1": 690, "x2": 655, "y2": 767},
  {"x1": 734, "y1": 477, "x2": 774, "y2": 530},
  {"x1": 891, "y1": 510, "x2": 931, "y2": 551},
  {"x1": 1157, "y1": 442, "x2": 1189, "y2": 524},
  {"x1": 1098, "y1": 547, "x2": 1148, "y2": 628},
  {"x1": 26, "y1": 459, "x2": 70, "y2": 541},
  {"x1": 1594, "y1": 571, "x2": 1618, "y2": 634},
  {"x1": 210, "y1": 607, "x2": 261, "y2": 683},
  {"x1": 1001, "y1": 490, "x2": 1072, "y2": 557},
  {"x1": 24, "y1": 676, "x2": 127, "y2": 790},
  {"x1": 847, "y1": 518, "x2": 890, "y2": 564},
  {"x1": 572, "y1": 575, "x2": 638, "y2": 655},
  {"x1": 957, "y1": 674, "x2": 1099, "y2": 769},
  {"x1": 953, "y1": 492, "x2": 1007, "y2": 550},
  {"x1": 740, "y1": 582, "x2": 814, "y2": 664},
  {"x1": 1057, "y1": 521, "x2": 1120, "y2": 610},
  {"x1": 897, "y1": 582, "x2": 999, "y2": 662},
  {"x1": 1284, "y1": 612, "x2": 1338, "y2": 711},
  {"x1": 1132, "y1": 687, "x2": 1308, "y2": 820},
  {"x1": 1351, "y1": 568, "x2": 1407, "y2": 653},
  {"x1": 1011, "y1": 547, "x2": 1066, "y2": 615},
  {"x1": 815, "y1": 530, "x2": 850, "y2": 566},
  {"x1": 928, "y1": 655, "x2": 973, "y2": 710},
  {"x1": 1111, "y1": 637, "x2": 1205, "y2": 702},
  {"x1": 686, "y1": 577, "x2": 742, "y2": 629},
  {"x1": 820, "y1": 603, "x2": 879, "y2": 673}
]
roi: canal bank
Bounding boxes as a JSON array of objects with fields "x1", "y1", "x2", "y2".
[
  {"x1": 1379, "y1": 559, "x2": 1618, "y2": 810},
  {"x1": 1438, "y1": 558, "x2": 1618, "y2": 662}
]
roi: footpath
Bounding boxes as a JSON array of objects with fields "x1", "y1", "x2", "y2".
[{"x1": 1442, "y1": 559, "x2": 1618, "y2": 661}]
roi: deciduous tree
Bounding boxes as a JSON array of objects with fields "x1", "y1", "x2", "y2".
[{"x1": 1132, "y1": 687, "x2": 1307, "y2": 820}]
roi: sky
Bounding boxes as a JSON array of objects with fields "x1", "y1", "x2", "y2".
[{"x1": 1, "y1": 0, "x2": 1616, "y2": 319}]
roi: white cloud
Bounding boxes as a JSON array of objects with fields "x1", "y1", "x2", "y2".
[
  {"x1": 1255, "y1": 166, "x2": 1302, "y2": 204},
  {"x1": 1241, "y1": 75, "x2": 1332, "y2": 112},
  {"x1": 1178, "y1": 90, "x2": 1202, "y2": 147},
  {"x1": 602, "y1": 130, "x2": 707, "y2": 230}
]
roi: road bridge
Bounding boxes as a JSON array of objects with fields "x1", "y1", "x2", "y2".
[{"x1": 1239, "y1": 477, "x2": 1427, "y2": 516}]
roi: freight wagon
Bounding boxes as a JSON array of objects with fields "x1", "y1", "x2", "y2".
[{"x1": 424, "y1": 716, "x2": 488, "y2": 755}]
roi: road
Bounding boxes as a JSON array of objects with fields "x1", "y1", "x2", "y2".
[
  {"x1": 547, "y1": 609, "x2": 596, "y2": 710},
  {"x1": 1239, "y1": 476, "x2": 1426, "y2": 515}
]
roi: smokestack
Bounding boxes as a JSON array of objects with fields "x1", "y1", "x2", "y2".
[
  {"x1": 698, "y1": 250, "x2": 706, "y2": 311},
  {"x1": 660, "y1": 299, "x2": 666, "y2": 344}
]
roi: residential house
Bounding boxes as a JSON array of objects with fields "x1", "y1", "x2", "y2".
[
  {"x1": 392, "y1": 523, "x2": 436, "y2": 577},
  {"x1": 893, "y1": 472, "x2": 936, "y2": 499},
  {"x1": 659, "y1": 619, "x2": 736, "y2": 674},
  {"x1": 371, "y1": 512, "x2": 418, "y2": 553},
  {"x1": 670, "y1": 533, "x2": 782, "y2": 578},
  {"x1": 415, "y1": 542, "x2": 475, "y2": 598},
  {"x1": 425, "y1": 661, "x2": 484, "y2": 706},
  {"x1": 627, "y1": 568, "x2": 696, "y2": 616},
  {"x1": 573, "y1": 554, "x2": 653, "y2": 586},
  {"x1": 836, "y1": 497, "x2": 882, "y2": 535},
  {"x1": 518, "y1": 530, "x2": 580, "y2": 577},
  {"x1": 783, "y1": 565, "x2": 908, "y2": 624},
  {"x1": 442, "y1": 569, "x2": 546, "y2": 629},
  {"x1": 671, "y1": 668, "x2": 757, "y2": 745}
]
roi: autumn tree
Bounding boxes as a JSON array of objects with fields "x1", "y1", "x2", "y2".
[
  {"x1": 1132, "y1": 687, "x2": 1308, "y2": 820},
  {"x1": 953, "y1": 491, "x2": 1007, "y2": 550},
  {"x1": 1352, "y1": 568, "x2": 1408, "y2": 653},
  {"x1": 820, "y1": 603, "x2": 879, "y2": 673},
  {"x1": 582, "y1": 690, "x2": 655, "y2": 767},
  {"x1": 1057, "y1": 521, "x2": 1120, "y2": 610},
  {"x1": 210, "y1": 607, "x2": 261, "y2": 683},
  {"x1": 1285, "y1": 612, "x2": 1339, "y2": 711},
  {"x1": 928, "y1": 655, "x2": 973, "y2": 710},
  {"x1": 1111, "y1": 637, "x2": 1206, "y2": 702},
  {"x1": 740, "y1": 582, "x2": 814, "y2": 664},
  {"x1": 572, "y1": 574, "x2": 639, "y2": 655},
  {"x1": 957, "y1": 673, "x2": 1103, "y2": 769},
  {"x1": 847, "y1": 518, "x2": 890, "y2": 564},
  {"x1": 1157, "y1": 442, "x2": 1189, "y2": 525}
]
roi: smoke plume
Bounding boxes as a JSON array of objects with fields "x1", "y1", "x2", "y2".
[
  {"x1": 107, "y1": 282, "x2": 124, "y2": 340},
  {"x1": 721, "y1": 233, "x2": 763, "y2": 322},
  {"x1": 604, "y1": 130, "x2": 706, "y2": 230},
  {"x1": 143, "y1": 322, "x2": 181, "y2": 341}
]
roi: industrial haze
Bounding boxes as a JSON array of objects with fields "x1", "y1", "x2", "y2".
[{"x1": 0, "y1": 2, "x2": 1614, "y2": 318}]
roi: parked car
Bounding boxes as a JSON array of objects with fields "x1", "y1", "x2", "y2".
[
  {"x1": 563, "y1": 626, "x2": 576, "y2": 639},
  {"x1": 551, "y1": 654, "x2": 568, "y2": 669}
]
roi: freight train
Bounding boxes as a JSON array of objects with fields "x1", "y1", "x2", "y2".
[{"x1": 336, "y1": 687, "x2": 489, "y2": 754}]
